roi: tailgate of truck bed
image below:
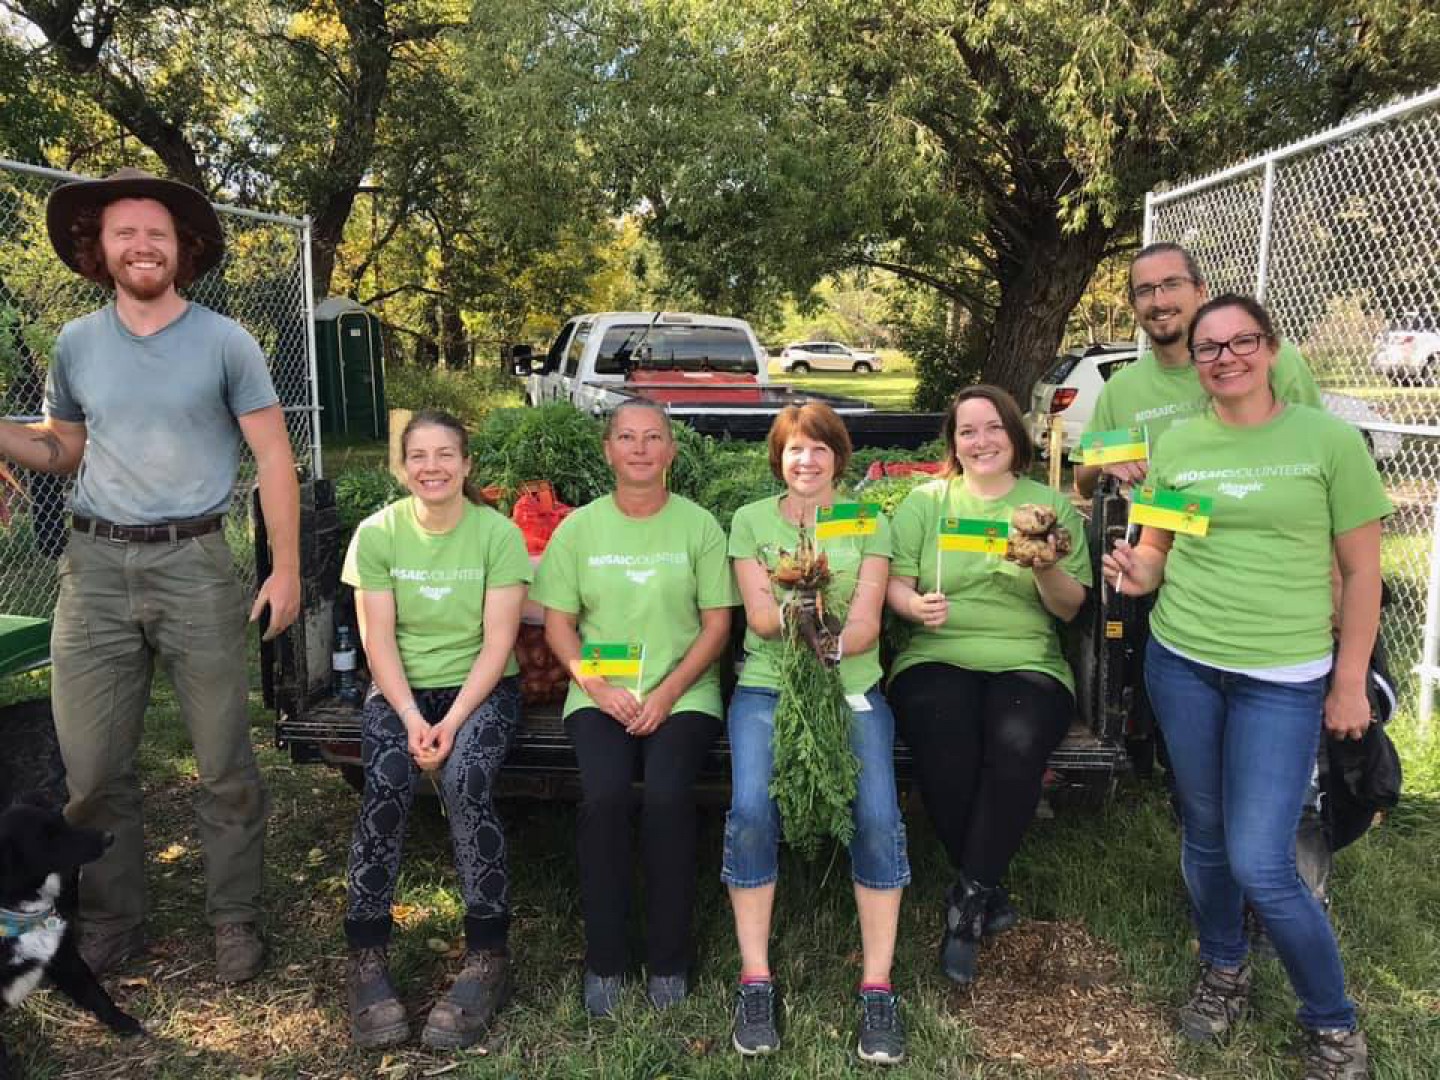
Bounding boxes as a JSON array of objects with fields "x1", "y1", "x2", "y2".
[{"x1": 0, "y1": 615, "x2": 50, "y2": 678}]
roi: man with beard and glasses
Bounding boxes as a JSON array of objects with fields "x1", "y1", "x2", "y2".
[
  {"x1": 1074, "y1": 242, "x2": 1322, "y2": 499},
  {"x1": 0, "y1": 168, "x2": 300, "y2": 985}
]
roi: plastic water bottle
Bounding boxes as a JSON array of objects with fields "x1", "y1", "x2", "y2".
[{"x1": 333, "y1": 625, "x2": 362, "y2": 704}]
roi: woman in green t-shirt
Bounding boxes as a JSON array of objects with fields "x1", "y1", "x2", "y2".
[
  {"x1": 885, "y1": 385, "x2": 1090, "y2": 988},
  {"x1": 531, "y1": 399, "x2": 733, "y2": 1018},
  {"x1": 339, "y1": 410, "x2": 532, "y2": 1051},
  {"x1": 1105, "y1": 296, "x2": 1388, "y2": 1079},
  {"x1": 724, "y1": 403, "x2": 910, "y2": 1066}
]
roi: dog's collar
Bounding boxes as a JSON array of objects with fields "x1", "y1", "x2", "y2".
[{"x1": 0, "y1": 901, "x2": 60, "y2": 937}]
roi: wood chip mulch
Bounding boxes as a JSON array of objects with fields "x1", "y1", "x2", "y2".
[{"x1": 953, "y1": 919, "x2": 1195, "y2": 1080}]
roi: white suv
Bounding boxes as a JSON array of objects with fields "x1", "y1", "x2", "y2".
[
  {"x1": 778, "y1": 341, "x2": 882, "y2": 373},
  {"x1": 1371, "y1": 311, "x2": 1440, "y2": 384},
  {"x1": 1026, "y1": 344, "x2": 1400, "y2": 462}
]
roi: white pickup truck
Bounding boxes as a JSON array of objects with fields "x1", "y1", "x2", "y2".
[{"x1": 510, "y1": 310, "x2": 939, "y2": 447}]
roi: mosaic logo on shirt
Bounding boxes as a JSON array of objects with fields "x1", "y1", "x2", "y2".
[
  {"x1": 391, "y1": 566, "x2": 483, "y2": 602},
  {"x1": 589, "y1": 551, "x2": 688, "y2": 588},
  {"x1": 1216, "y1": 482, "x2": 1264, "y2": 500},
  {"x1": 1134, "y1": 399, "x2": 1204, "y2": 425},
  {"x1": 1172, "y1": 463, "x2": 1320, "y2": 486}
]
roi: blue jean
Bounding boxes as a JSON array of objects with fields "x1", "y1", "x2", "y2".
[
  {"x1": 721, "y1": 686, "x2": 910, "y2": 890},
  {"x1": 1144, "y1": 639, "x2": 1356, "y2": 1031}
]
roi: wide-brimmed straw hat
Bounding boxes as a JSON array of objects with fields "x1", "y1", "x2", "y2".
[{"x1": 46, "y1": 166, "x2": 225, "y2": 278}]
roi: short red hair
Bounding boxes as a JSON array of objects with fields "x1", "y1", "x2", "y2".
[{"x1": 766, "y1": 402, "x2": 852, "y2": 483}]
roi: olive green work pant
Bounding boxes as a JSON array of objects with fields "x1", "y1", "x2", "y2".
[{"x1": 51, "y1": 528, "x2": 269, "y2": 933}]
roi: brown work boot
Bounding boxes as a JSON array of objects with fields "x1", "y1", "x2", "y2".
[
  {"x1": 214, "y1": 921, "x2": 265, "y2": 984},
  {"x1": 78, "y1": 924, "x2": 145, "y2": 976},
  {"x1": 1301, "y1": 1026, "x2": 1370, "y2": 1080},
  {"x1": 1177, "y1": 960, "x2": 1251, "y2": 1042},
  {"x1": 421, "y1": 949, "x2": 511, "y2": 1049},
  {"x1": 348, "y1": 946, "x2": 408, "y2": 1049}
]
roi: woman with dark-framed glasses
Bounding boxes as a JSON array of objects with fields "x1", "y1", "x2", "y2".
[{"x1": 1104, "y1": 295, "x2": 1389, "y2": 1080}]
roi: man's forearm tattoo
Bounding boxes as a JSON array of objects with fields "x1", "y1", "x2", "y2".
[{"x1": 30, "y1": 430, "x2": 63, "y2": 468}]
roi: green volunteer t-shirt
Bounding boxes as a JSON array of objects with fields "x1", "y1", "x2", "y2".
[
  {"x1": 530, "y1": 494, "x2": 735, "y2": 720},
  {"x1": 1088, "y1": 339, "x2": 1321, "y2": 452},
  {"x1": 728, "y1": 495, "x2": 891, "y2": 696},
  {"x1": 1148, "y1": 405, "x2": 1392, "y2": 671},
  {"x1": 341, "y1": 497, "x2": 533, "y2": 688},
  {"x1": 888, "y1": 476, "x2": 1092, "y2": 692}
]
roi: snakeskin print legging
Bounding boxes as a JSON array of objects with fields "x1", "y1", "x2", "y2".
[{"x1": 344, "y1": 678, "x2": 520, "y2": 949}]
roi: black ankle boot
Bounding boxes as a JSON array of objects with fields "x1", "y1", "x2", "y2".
[{"x1": 939, "y1": 876, "x2": 992, "y2": 986}]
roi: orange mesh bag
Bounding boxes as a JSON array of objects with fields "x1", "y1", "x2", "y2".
[{"x1": 511, "y1": 480, "x2": 573, "y2": 705}]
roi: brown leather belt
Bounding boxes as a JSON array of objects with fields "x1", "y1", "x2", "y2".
[{"x1": 72, "y1": 514, "x2": 225, "y2": 543}]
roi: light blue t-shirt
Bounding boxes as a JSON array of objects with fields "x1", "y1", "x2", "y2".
[{"x1": 44, "y1": 302, "x2": 279, "y2": 522}]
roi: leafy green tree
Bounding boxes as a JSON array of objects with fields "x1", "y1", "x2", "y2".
[{"x1": 518, "y1": 0, "x2": 1440, "y2": 400}]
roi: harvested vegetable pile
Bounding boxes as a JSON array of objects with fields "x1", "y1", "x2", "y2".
[
  {"x1": 1006, "y1": 502, "x2": 1073, "y2": 568},
  {"x1": 764, "y1": 528, "x2": 859, "y2": 856}
]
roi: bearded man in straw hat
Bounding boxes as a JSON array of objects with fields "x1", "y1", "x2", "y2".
[{"x1": 0, "y1": 168, "x2": 300, "y2": 984}]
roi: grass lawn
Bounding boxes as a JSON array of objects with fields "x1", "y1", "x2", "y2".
[
  {"x1": 769, "y1": 350, "x2": 920, "y2": 411},
  {"x1": 4, "y1": 650, "x2": 1438, "y2": 1078}
]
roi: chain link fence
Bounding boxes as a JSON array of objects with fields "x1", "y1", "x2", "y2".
[
  {"x1": 0, "y1": 159, "x2": 319, "y2": 623},
  {"x1": 1145, "y1": 86, "x2": 1440, "y2": 725}
]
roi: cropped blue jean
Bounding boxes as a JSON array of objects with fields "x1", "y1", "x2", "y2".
[
  {"x1": 1144, "y1": 638, "x2": 1356, "y2": 1031},
  {"x1": 721, "y1": 685, "x2": 910, "y2": 891}
]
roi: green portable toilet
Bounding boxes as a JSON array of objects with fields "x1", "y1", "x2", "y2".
[{"x1": 315, "y1": 296, "x2": 387, "y2": 439}]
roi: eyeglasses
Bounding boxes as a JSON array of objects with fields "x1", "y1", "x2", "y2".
[
  {"x1": 1190, "y1": 332, "x2": 1274, "y2": 365},
  {"x1": 1131, "y1": 276, "x2": 1194, "y2": 302}
]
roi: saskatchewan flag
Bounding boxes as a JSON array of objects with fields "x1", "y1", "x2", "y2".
[
  {"x1": 1078, "y1": 426, "x2": 1149, "y2": 466},
  {"x1": 937, "y1": 517, "x2": 1009, "y2": 555},
  {"x1": 579, "y1": 642, "x2": 644, "y2": 680},
  {"x1": 1129, "y1": 486, "x2": 1213, "y2": 537},
  {"x1": 815, "y1": 502, "x2": 882, "y2": 539}
]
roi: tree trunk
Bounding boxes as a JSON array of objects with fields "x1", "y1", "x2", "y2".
[{"x1": 982, "y1": 217, "x2": 1114, "y2": 401}]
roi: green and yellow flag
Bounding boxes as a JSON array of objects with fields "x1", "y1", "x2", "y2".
[
  {"x1": 1078, "y1": 426, "x2": 1149, "y2": 466},
  {"x1": 937, "y1": 517, "x2": 1010, "y2": 555},
  {"x1": 815, "y1": 502, "x2": 882, "y2": 539},
  {"x1": 579, "y1": 642, "x2": 644, "y2": 680},
  {"x1": 1129, "y1": 487, "x2": 1213, "y2": 537}
]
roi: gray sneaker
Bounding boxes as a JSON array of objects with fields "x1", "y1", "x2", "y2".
[
  {"x1": 856, "y1": 988, "x2": 905, "y2": 1065},
  {"x1": 732, "y1": 981, "x2": 780, "y2": 1056},
  {"x1": 1177, "y1": 961, "x2": 1251, "y2": 1042},
  {"x1": 1302, "y1": 1027, "x2": 1370, "y2": 1080},
  {"x1": 646, "y1": 972, "x2": 688, "y2": 1009},
  {"x1": 583, "y1": 969, "x2": 624, "y2": 1018}
]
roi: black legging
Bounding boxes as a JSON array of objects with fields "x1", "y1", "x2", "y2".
[
  {"x1": 890, "y1": 663, "x2": 1071, "y2": 886},
  {"x1": 565, "y1": 707, "x2": 718, "y2": 977},
  {"x1": 346, "y1": 679, "x2": 520, "y2": 952}
]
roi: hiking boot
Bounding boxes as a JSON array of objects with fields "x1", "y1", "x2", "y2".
[
  {"x1": 77, "y1": 924, "x2": 145, "y2": 976},
  {"x1": 856, "y1": 987, "x2": 905, "y2": 1065},
  {"x1": 940, "y1": 877, "x2": 990, "y2": 986},
  {"x1": 422, "y1": 948, "x2": 511, "y2": 1049},
  {"x1": 732, "y1": 980, "x2": 781, "y2": 1056},
  {"x1": 646, "y1": 972, "x2": 688, "y2": 1010},
  {"x1": 1301, "y1": 1027, "x2": 1370, "y2": 1080},
  {"x1": 983, "y1": 886, "x2": 1019, "y2": 937},
  {"x1": 583, "y1": 969, "x2": 624, "y2": 1018},
  {"x1": 1177, "y1": 960, "x2": 1251, "y2": 1042},
  {"x1": 214, "y1": 921, "x2": 264, "y2": 984},
  {"x1": 347, "y1": 946, "x2": 408, "y2": 1050}
]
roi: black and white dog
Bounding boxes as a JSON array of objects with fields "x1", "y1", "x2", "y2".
[{"x1": 0, "y1": 795, "x2": 142, "y2": 1078}]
